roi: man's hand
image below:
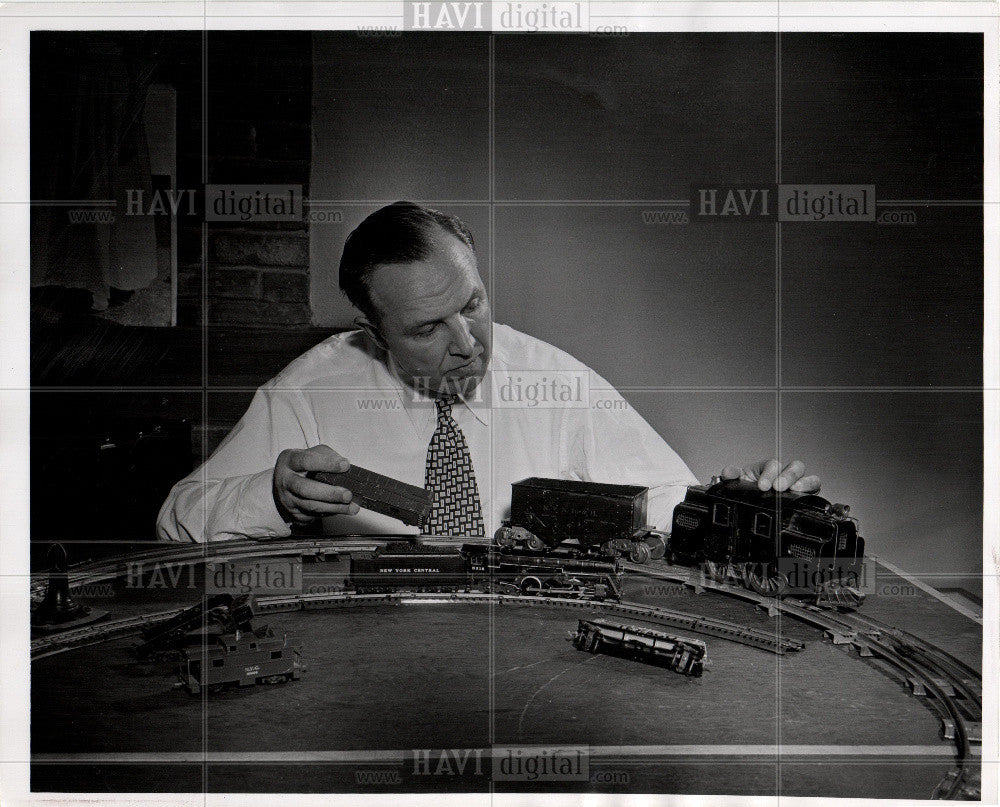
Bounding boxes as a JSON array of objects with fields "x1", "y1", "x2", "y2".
[
  {"x1": 720, "y1": 459, "x2": 820, "y2": 493},
  {"x1": 273, "y1": 445, "x2": 361, "y2": 524}
]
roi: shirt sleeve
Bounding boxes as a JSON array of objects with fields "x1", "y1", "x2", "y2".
[
  {"x1": 558, "y1": 369, "x2": 699, "y2": 531},
  {"x1": 155, "y1": 385, "x2": 316, "y2": 542}
]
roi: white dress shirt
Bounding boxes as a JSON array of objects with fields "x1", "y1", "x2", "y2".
[{"x1": 156, "y1": 323, "x2": 699, "y2": 542}]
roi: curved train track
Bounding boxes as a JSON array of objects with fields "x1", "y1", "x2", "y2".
[{"x1": 30, "y1": 537, "x2": 983, "y2": 800}]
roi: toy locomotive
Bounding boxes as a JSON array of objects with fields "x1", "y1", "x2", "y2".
[
  {"x1": 348, "y1": 542, "x2": 624, "y2": 602},
  {"x1": 570, "y1": 618, "x2": 707, "y2": 676},
  {"x1": 494, "y1": 477, "x2": 662, "y2": 563},
  {"x1": 670, "y1": 478, "x2": 865, "y2": 606}
]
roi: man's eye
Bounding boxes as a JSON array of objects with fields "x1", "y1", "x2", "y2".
[
  {"x1": 414, "y1": 324, "x2": 438, "y2": 337},
  {"x1": 464, "y1": 297, "x2": 483, "y2": 314}
]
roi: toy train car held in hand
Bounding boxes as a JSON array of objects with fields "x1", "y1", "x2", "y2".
[
  {"x1": 494, "y1": 477, "x2": 662, "y2": 563},
  {"x1": 670, "y1": 478, "x2": 865, "y2": 606}
]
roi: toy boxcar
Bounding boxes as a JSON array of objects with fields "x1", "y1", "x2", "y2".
[
  {"x1": 670, "y1": 478, "x2": 865, "y2": 603},
  {"x1": 311, "y1": 465, "x2": 433, "y2": 527},
  {"x1": 495, "y1": 477, "x2": 656, "y2": 562},
  {"x1": 570, "y1": 618, "x2": 706, "y2": 676}
]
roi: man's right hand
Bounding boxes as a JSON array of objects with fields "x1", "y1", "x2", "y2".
[{"x1": 273, "y1": 445, "x2": 361, "y2": 525}]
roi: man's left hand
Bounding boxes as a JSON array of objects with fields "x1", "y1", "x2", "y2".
[{"x1": 720, "y1": 459, "x2": 820, "y2": 493}]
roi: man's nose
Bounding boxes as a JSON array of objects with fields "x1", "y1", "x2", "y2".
[{"x1": 448, "y1": 316, "x2": 477, "y2": 356}]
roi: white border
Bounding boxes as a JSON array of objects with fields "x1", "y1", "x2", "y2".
[{"x1": 1, "y1": 3, "x2": 997, "y2": 806}]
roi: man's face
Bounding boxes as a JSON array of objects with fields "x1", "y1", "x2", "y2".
[{"x1": 365, "y1": 232, "x2": 492, "y2": 398}]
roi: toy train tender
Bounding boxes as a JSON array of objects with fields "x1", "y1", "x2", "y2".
[
  {"x1": 670, "y1": 478, "x2": 865, "y2": 606},
  {"x1": 348, "y1": 542, "x2": 624, "y2": 602},
  {"x1": 494, "y1": 477, "x2": 665, "y2": 563},
  {"x1": 570, "y1": 618, "x2": 707, "y2": 676}
]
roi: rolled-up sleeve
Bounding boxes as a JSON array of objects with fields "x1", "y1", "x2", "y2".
[{"x1": 156, "y1": 385, "x2": 315, "y2": 542}]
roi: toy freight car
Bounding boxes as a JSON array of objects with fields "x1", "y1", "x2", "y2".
[
  {"x1": 180, "y1": 631, "x2": 303, "y2": 694},
  {"x1": 310, "y1": 465, "x2": 433, "y2": 527},
  {"x1": 670, "y1": 478, "x2": 865, "y2": 606},
  {"x1": 570, "y1": 618, "x2": 707, "y2": 676},
  {"x1": 494, "y1": 477, "x2": 659, "y2": 563}
]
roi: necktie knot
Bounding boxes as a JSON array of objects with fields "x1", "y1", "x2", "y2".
[{"x1": 435, "y1": 395, "x2": 455, "y2": 423}]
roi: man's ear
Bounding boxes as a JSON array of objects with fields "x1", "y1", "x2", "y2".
[{"x1": 355, "y1": 316, "x2": 388, "y2": 350}]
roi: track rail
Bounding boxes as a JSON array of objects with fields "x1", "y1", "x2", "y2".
[
  {"x1": 625, "y1": 562, "x2": 982, "y2": 800},
  {"x1": 30, "y1": 538, "x2": 981, "y2": 799}
]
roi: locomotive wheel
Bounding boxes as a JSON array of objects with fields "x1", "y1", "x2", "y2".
[
  {"x1": 743, "y1": 562, "x2": 789, "y2": 598},
  {"x1": 519, "y1": 576, "x2": 543, "y2": 596},
  {"x1": 628, "y1": 541, "x2": 652, "y2": 564}
]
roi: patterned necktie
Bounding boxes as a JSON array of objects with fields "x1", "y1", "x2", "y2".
[{"x1": 424, "y1": 396, "x2": 485, "y2": 537}]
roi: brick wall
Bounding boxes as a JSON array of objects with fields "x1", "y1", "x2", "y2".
[{"x1": 177, "y1": 32, "x2": 314, "y2": 327}]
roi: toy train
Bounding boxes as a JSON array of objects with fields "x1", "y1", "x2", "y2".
[
  {"x1": 494, "y1": 477, "x2": 664, "y2": 563},
  {"x1": 131, "y1": 593, "x2": 304, "y2": 694},
  {"x1": 570, "y1": 618, "x2": 707, "y2": 676},
  {"x1": 492, "y1": 476, "x2": 865, "y2": 608},
  {"x1": 348, "y1": 542, "x2": 624, "y2": 602},
  {"x1": 670, "y1": 478, "x2": 865, "y2": 605},
  {"x1": 181, "y1": 630, "x2": 303, "y2": 694}
]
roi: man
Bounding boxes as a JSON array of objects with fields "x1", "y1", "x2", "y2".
[{"x1": 157, "y1": 202, "x2": 819, "y2": 542}]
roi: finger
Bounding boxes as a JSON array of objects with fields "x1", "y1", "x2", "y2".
[
  {"x1": 755, "y1": 458, "x2": 783, "y2": 490},
  {"x1": 286, "y1": 476, "x2": 354, "y2": 504},
  {"x1": 773, "y1": 459, "x2": 806, "y2": 492},
  {"x1": 296, "y1": 500, "x2": 361, "y2": 518},
  {"x1": 720, "y1": 465, "x2": 742, "y2": 480},
  {"x1": 287, "y1": 445, "x2": 350, "y2": 474},
  {"x1": 789, "y1": 474, "x2": 821, "y2": 493},
  {"x1": 738, "y1": 458, "x2": 769, "y2": 482}
]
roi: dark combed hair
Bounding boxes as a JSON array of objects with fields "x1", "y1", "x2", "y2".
[{"x1": 339, "y1": 201, "x2": 475, "y2": 323}]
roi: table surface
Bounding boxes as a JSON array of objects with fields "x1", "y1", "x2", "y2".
[{"x1": 30, "y1": 547, "x2": 983, "y2": 798}]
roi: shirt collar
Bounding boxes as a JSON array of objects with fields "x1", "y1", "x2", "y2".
[{"x1": 384, "y1": 350, "x2": 493, "y2": 429}]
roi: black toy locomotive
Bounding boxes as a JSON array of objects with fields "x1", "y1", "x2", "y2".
[
  {"x1": 348, "y1": 542, "x2": 624, "y2": 602},
  {"x1": 494, "y1": 477, "x2": 663, "y2": 563},
  {"x1": 670, "y1": 478, "x2": 865, "y2": 606}
]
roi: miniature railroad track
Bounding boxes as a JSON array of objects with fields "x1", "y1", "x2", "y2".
[
  {"x1": 625, "y1": 562, "x2": 982, "y2": 800},
  {"x1": 31, "y1": 538, "x2": 982, "y2": 799},
  {"x1": 31, "y1": 588, "x2": 802, "y2": 659}
]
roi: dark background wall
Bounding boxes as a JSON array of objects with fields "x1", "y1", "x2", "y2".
[
  {"x1": 30, "y1": 32, "x2": 984, "y2": 589},
  {"x1": 310, "y1": 32, "x2": 983, "y2": 584}
]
